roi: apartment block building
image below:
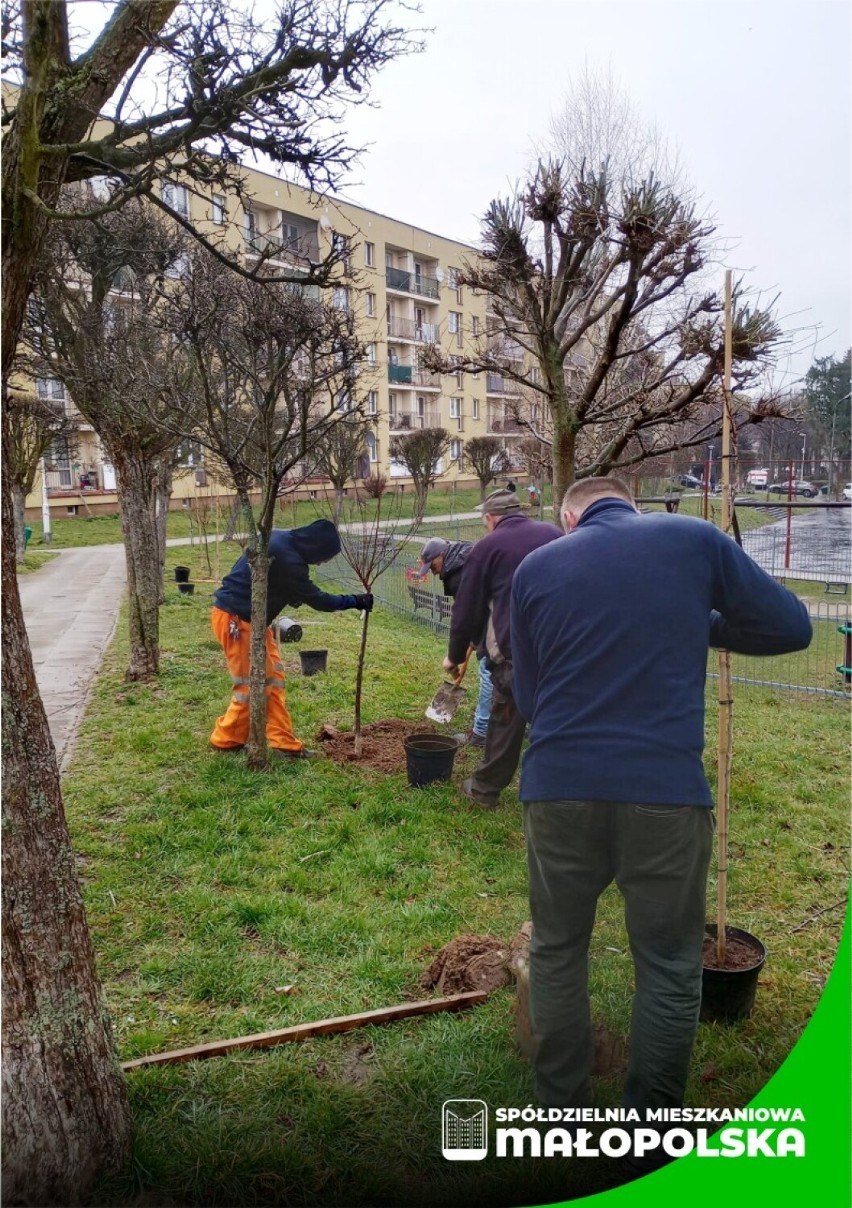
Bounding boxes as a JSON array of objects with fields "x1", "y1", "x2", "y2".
[{"x1": 25, "y1": 167, "x2": 529, "y2": 521}]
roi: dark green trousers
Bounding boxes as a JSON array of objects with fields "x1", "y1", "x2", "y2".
[{"x1": 523, "y1": 799, "x2": 714, "y2": 1111}]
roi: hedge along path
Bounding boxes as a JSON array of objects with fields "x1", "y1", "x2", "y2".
[{"x1": 121, "y1": 991, "x2": 488, "y2": 1071}]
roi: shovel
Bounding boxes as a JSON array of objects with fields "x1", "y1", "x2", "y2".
[{"x1": 425, "y1": 647, "x2": 474, "y2": 725}]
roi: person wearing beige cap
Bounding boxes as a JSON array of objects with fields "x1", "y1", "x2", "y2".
[
  {"x1": 442, "y1": 489, "x2": 562, "y2": 807},
  {"x1": 418, "y1": 535, "x2": 491, "y2": 748}
]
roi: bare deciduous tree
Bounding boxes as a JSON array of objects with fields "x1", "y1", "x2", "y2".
[
  {"x1": 313, "y1": 412, "x2": 376, "y2": 523},
  {"x1": 25, "y1": 198, "x2": 193, "y2": 680},
  {"x1": 4, "y1": 384, "x2": 78, "y2": 560},
  {"x1": 336, "y1": 494, "x2": 422, "y2": 756},
  {"x1": 388, "y1": 427, "x2": 451, "y2": 514},
  {"x1": 1, "y1": 3, "x2": 417, "y2": 1198},
  {"x1": 463, "y1": 435, "x2": 509, "y2": 500},
  {"x1": 423, "y1": 161, "x2": 785, "y2": 501},
  {"x1": 157, "y1": 250, "x2": 367, "y2": 769}
]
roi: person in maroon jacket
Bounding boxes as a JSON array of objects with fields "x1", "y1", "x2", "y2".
[{"x1": 443, "y1": 489, "x2": 562, "y2": 808}]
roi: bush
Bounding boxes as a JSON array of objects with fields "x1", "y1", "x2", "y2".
[{"x1": 362, "y1": 473, "x2": 388, "y2": 499}]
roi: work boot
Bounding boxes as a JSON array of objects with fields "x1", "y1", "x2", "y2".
[
  {"x1": 271, "y1": 747, "x2": 320, "y2": 761},
  {"x1": 453, "y1": 730, "x2": 486, "y2": 749},
  {"x1": 461, "y1": 777, "x2": 499, "y2": 810},
  {"x1": 209, "y1": 743, "x2": 244, "y2": 754}
]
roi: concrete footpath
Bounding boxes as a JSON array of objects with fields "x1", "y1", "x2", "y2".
[{"x1": 19, "y1": 545, "x2": 126, "y2": 770}]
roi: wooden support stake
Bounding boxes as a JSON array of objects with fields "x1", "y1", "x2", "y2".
[
  {"x1": 122, "y1": 991, "x2": 488, "y2": 1072},
  {"x1": 716, "y1": 269, "x2": 735, "y2": 965}
]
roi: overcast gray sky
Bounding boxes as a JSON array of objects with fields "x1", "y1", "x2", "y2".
[{"x1": 336, "y1": 0, "x2": 850, "y2": 387}]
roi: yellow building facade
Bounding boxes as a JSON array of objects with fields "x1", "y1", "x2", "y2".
[{"x1": 26, "y1": 167, "x2": 527, "y2": 520}]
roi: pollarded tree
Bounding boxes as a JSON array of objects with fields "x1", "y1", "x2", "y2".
[
  {"x1": 313, "y1": 411, "x2": 377, "y2": 523},
  {"x1": 423, "y1": 161, "x2": 784, "y2": 502},
  {"x1": 464, "y1": 434, "x2": 509, "y2": 500},
  {"x1": 4, "y1": 382, "x2": 78, "y2": 561},
  {"x1": 388, "y1": 427, "x2": 450, "y2": 514},
  {"x1": 1, "y1": 3, "x2": 417, "y2": 1200},
  {"x1": 25, "y1": 196, "x2": 194, "y2": 680},
  {"x1": 156, "y1": 249, "x2": 367, "y2": 769}
]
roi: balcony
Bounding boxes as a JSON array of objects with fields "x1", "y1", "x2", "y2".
[
  {"x1": 387, "y1": 365, "x2": 441, "y2": 389},
  {"x1": 386, "y1": 316, "x2": 440, "y2": 343},
  {"x1": 486, "y1": 373, "x2": 516, "y2": 394},
  {"x1": 385, "y1": 266, "x2": 440, "y2": 300},
  {"x1": 388, "y1": 409, "x2": 439, "y2": 431},
  {"x1": 487, "y1": 411, "x2": 524, "y2": 436}
]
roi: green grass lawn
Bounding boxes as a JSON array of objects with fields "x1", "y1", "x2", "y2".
[
  {"x1": 16, "y1": 550, "x2": 59, "y2": 574},
  {"x1": 28, "y1": 481, "x2": 787, "y2": 550},
  {"x1": 64, "y1": 545, "x2": 848, "y2": 1207}
]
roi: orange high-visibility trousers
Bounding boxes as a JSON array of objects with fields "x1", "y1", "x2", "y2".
[{"x1": 209, "y1": 607, "x2": 303, "y2": 751}]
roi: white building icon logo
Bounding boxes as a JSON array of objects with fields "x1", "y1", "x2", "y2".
[{"x1": 442, "y1": 1099, "x2": 488, "y2": 1160}]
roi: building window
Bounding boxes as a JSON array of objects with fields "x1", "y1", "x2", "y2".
[
  {"x1": 162, "y1": 181, "x2": 189, "y2": 217},
  {"x1": 448, "y1": 311, "x2": 462, "y2": 347},
  {"x1": 37, "y1": 376, "x2": 66, "y2": 401},
  {"x1": 282, "y1": 222, "x2": 300, "y2": 249},
  {"x1": 332, "y1": 232, "x2": 352, "y2": 274},
  {"x1": 333, "y1": 286, "x2": 350, "y2": 311},
  {"x1": 450, "y1": 397, "x2": 461, "y2": 419},
  {"x1": 450, "y1": 438, "x2": 462, "y2": 462},
  {"x1": 211, "y1": 194, "x2": 226, "y2": 225},
  {"x1": 366, "y1": 343, "x2": 377, "y2": 365},
  {"x1": 366, "y1": 292, "x2": 376, "y2": 317},
  {"x1": 448, "y1": 267, "x2": 463, "y2": 303},
  {"x1": 472, "y1": 315, "x2": 479, "y2": 337},
  {"x1": 244, "y1": 208, "x2": 257, "y2": 247},
  {"x1": 367, "y1": 390, "x2": 378, "y2": 415},
  {"x1": 366, "y1": 431, "x2": 378, "y2": 462},
  {"x1": 388, "y1": 392, "x2": 397, "y2": 417},
  {"x1": 472, "y1": 399, "x2": 480, "y2": 420},
  {"x1": 364, "y1": 241, "x2": 375, "y2": 267},
  {"x1": 449, "y1": 355, "x2": 463, "y2": 386},
  {"x1": 165, "y1": 251, "x2": 189, "y2": 280}
]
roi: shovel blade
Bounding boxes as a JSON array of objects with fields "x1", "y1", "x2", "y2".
[{"x1": 425, "y1": 682, "x2": 467, "y2": 725}]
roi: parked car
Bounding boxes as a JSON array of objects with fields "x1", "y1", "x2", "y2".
[
  {"x1": 843, "y1": 483, "x2": 852, "y2": 500},
  {"x1": 674, "y1": 473, "x2": 704, "y2": 489},
  {"x1": 766, "y1": 480, "x2": 819, "y2": 498}
]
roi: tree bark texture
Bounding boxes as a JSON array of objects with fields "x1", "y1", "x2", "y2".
[
  {"x1": 113, "y1": 447, "x2": 162, "y2": 680},
  {"x1": 246, "y1": 544, "x2": 271, "y2": 770},
  {"x1": 1, "y1": 447, "x2": 131, "y2": 1206},
  {"x1": 12, "y1": 483, "x2": 27, "y2": 563},
  {"x1": 353, "y1": 607, "x2": 370, "y2": 758},
  {"x1": 154, "y1": 460, "x2": 173, "y2": 605}
]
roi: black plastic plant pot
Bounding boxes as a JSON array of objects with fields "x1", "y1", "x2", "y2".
[
  {"x1": 299, "y1": 649, "x2": 328, "y2": 676},
  {"x1": 701, "y1": 924, "x2": 766, "y2": 1024},
  {"x1": 277, "y1": 617, "x2": 303, "y2": 643},
  {"x1": 177, "y1": 582, "x2": 195, "y2": 596},
  {"x1": 404, "y1": 732, "x2": 459, "y2": 789},
  {"x1": 174, "y1": 566, "x2": 191, "y2": 583}
]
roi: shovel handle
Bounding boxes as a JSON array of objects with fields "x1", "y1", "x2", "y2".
[{"x1": 453, "y1": 646, "x2": 474, "y2": 687}]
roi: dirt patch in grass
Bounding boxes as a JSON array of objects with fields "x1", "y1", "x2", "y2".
[
  {"x1": 419, "y1": 934, "x2": 511, "y2": 995},
  {"x1": 316, "y1": 719, "x2": 436, "y2": 773}
]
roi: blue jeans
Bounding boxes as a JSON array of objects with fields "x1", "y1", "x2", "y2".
[
  {"x1": 472, "y1": 656, "x2": 493, "y2": 738},
  {"x1": 523, "y1": 799, "x2": 714, "y2": 1111}
]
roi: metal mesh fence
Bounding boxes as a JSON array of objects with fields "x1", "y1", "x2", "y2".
[{"x1": 320, "y1": 511, "x2": 852, "y2": 704}]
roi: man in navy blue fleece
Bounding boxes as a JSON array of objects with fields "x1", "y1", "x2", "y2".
[
  {"x1": 210, "y1": 520, "x2": 372, "y2": 754},
  {"x1": 511, "y1": 478, "x2": 811, "y2": 1126},
  {"x1": 443, "y1": 489, "x2": 562, "y2": 807}
]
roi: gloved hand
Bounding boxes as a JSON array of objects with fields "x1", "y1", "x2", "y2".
[{"x1": 352, "y1": 593, "x2": 374, "y2": 613}]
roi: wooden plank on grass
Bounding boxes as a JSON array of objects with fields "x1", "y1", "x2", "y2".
[{"x1": 122, "y1": 991, "x2": 488, "y2": 1071}]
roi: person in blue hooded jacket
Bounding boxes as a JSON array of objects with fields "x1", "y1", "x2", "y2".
[{"x1": 210, "y1": 520, "x2": 372, "y2": 755}]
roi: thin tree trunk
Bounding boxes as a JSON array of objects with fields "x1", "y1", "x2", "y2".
[
  {"x1": 551, "y1": 394, "x2": 577, "y2": 506},
  {"x1": 353, "y1": 606, "x2": 370, "y2": 758},
  {"x1": 113, "y1": 447, "x2": 161, "y2": 681},
  {"x1": 246, "y1": 542, "x2": 271, "y2": 770},
  {"x1": 12, "y1": 480, "x2": 27, "y2": 563},
  {"x1": 1, "y1": 447, "x2": 132, "y2": 1205},
  {"x1": 154, "y1": 459, "x2": 173, "y2": 605}
]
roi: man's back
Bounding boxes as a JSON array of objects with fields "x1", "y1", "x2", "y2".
[{"x1": 512, "y1": 499, "x2": 811, "y2": 807}]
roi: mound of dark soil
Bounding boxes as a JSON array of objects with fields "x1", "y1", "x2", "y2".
[
  {"x1": 316, "y1": 719, "x2": 436, "y2": 774},
  {"x1": 419, "y1": 935, "x2": 511, "y2": 995}
]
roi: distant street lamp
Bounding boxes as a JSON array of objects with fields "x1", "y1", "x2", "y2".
[{"x1": 799, "y1": 432, "x2": 807, "y2": 481}]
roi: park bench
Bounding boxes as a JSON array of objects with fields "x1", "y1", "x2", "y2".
[{"x1": 407, "y1": 584, "x2": 453, "y2": 620}]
